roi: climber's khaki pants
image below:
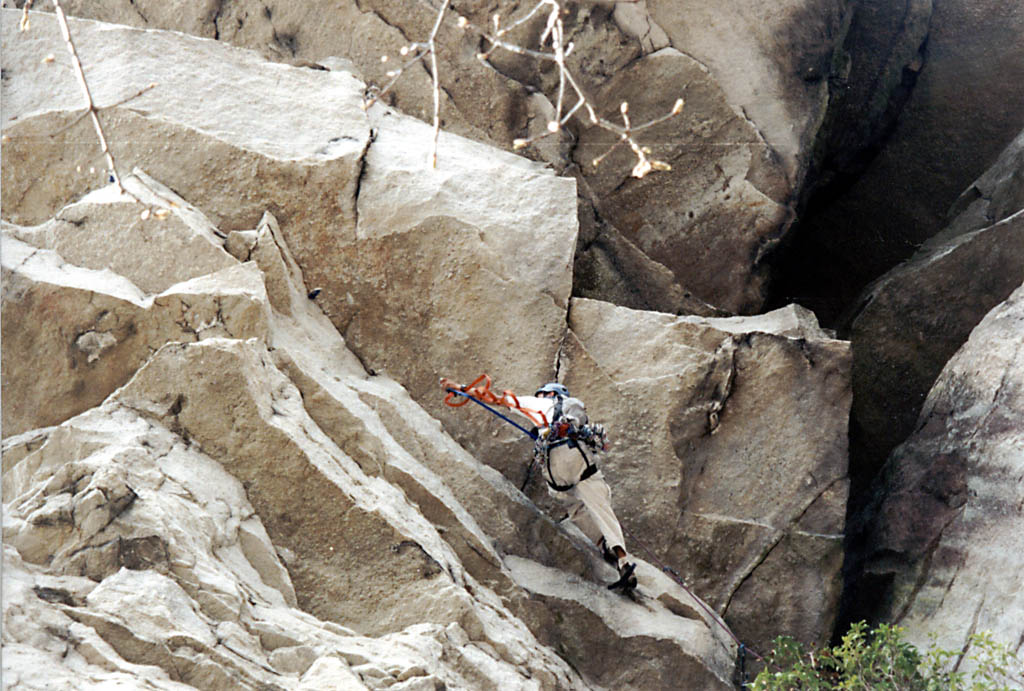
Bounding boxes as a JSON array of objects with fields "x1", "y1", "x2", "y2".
[{"x1": 547, "y1": 445, "x2": 627, "y2": 554}]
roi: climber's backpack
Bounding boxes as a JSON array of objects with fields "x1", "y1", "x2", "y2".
[
  {"x1": 548, "y1": 396, "x2": 607, "y2": 452},
  {"x1": 535, "y1": 396, "x2": 609, "y2": 492}
]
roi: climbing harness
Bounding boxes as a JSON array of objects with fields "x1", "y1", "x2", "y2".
[
  {"x1": 442, "y1": 374, "x2": 607, "y2": 491},
  {"x1": 536, "y1": 433, "x2": 600, "y2": 492}
]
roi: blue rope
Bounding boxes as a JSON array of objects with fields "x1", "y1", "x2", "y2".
[
  {"x1": 739, "y1": 643, "x2": 748, "y2": 686},
  {"x1": 445, "y1": 388, "x2": 539, "y2": 440}
]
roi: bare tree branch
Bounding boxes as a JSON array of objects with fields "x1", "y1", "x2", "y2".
[
  {"x1": 363, "y1": 0, "x2": 451, "y2": 168},
  {"x1": 20, "y1": 1, "x2": 143, "y2": 201},
  {"x1": 364, "y1": 0, "x2": 685, "y2": 176},
  {"x1": 486, "y1": 1, "x2": 683, "y2": 177},
  {"x1": 427, "y1": 0, "x2": 452, "y2": 167}
]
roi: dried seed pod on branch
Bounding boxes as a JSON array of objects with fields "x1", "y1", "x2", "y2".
[{"x1": 363, "y1": 0, "x2": 684, "y2": 176}]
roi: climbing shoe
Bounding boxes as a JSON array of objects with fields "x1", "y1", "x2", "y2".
[{"x1": 607, "y1": 562, "x2": 637, "y2": 591}]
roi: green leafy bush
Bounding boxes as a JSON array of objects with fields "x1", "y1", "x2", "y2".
[{"x1": 751, "y1": 622, "x2": 1023, "y2": 690}]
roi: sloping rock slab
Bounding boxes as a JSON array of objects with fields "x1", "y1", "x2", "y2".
[
  {"x1": 1, "y1": 229, "x2": 269, "y2": 437},
  {"x1": 195, "y1": 212, "x2": 741, "y2": 689},
  {"x1": 319, "y1": 105, "x2": 578, "y2": 469},
  {"x1": 561, "y1": 297, "x2": 851, "y2": 652},
  {"x1": 855, "y1": 282, "x2": 1024, "y2": 659}
]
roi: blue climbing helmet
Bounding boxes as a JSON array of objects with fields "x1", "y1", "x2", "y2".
[{"x1": 535, "y1": 382, "x2": 569, "y2": 398}]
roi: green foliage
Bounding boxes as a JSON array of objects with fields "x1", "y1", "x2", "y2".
[{"x1": 750, "y1": 622, "x2": 1023, "y2": 691}]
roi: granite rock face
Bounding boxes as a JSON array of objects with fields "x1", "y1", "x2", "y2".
[
  {"x1": 3, "y1": 13, "x2": 747, "y2": 689},
  {"x1": 5, "y1": 3, "x2": 1016, "y2": 676},
  {"x1": 1, "y1": 8, "x2": 576, "y2": 468},
  {"x1": 644, "y1": 0, "x2": 848, "y2": 181},
  {"x1": 783, "y1": 0, "x2": 1024, "y2": 321},
  {"x1": 1, "y1": 192, "x2": 738, "y2": 689},
  {"x1": 571, "y1": 47, "x2": 791, "y2": 315},
  {"x1": 326, "y1": 105, "x2": 578, "y2": 468},
  {"x1": 850, "y1": 283, "x2": 1024, "y2": 661},
  {"x1": 1, "y1": 12, "x2": 369, "y2": 235}
]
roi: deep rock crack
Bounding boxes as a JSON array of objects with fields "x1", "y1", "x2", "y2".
[{"x1": 352, "y1": 127, "x2": 377, "y2": 234}]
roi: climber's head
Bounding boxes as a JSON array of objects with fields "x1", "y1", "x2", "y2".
[{"x1": 535, "y1": 382, "x2": 569, "y2": 399}]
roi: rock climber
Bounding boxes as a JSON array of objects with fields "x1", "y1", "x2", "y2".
[{"x1": 442, "y1": 376, "x2": 637, "y2": 590}]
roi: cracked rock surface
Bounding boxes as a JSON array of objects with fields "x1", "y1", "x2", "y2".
[
  {"x1": 1, "y1": 9, "x2": 865, "y2": 688},
  {"x1": 3, "y1": 2, "x2": 1022, "y2": 681}
]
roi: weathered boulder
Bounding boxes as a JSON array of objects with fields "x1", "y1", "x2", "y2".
[
  {"x1": 557, "y1": 298, "x2": 851, "y2": 653},
  {"x1": 847, "y1": 131, "x2": 1024, "y2": 488},
  {"x1": 850, "y1": 282, "x2": 1024, "y2": 658}
]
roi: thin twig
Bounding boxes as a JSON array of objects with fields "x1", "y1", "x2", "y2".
[
  {"x1": 362, "y1": 0, "x2": 451, "y2": 168},
  {"x1": 44, "y1": 0, "x2": 140, "y2": 201},
  {"x1": 20, "y1": 0, "x2": 36, "y2": 31},
  {"x1": 427, "y1": 0, "x2": 452, "y2": 167}
]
